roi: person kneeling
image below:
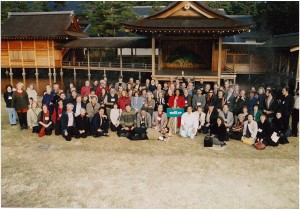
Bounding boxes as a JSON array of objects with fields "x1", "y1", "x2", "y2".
[
  {"x1": 91, "y1": 107, "x2": 109, "y2": 138},
  {"x1": 210, "y1": 117, "x2": 227, "y2": 146},
  {"x1": 38, "y1": 104, "x2": 53, "y2": 137},
  {"x1": 180, "y1": 106, "x2": 198, "y2": 139},
  {"x1": 130, "y1": 108, "x2": 151, "y2": 140},
  {"x1": 61, "y1": 103, "x2": 80, "y2": 141},
  {"x1": 117, "y1": 104, "x2": 136, "y2": 138},
  {"x1": 75, "y1": 108, "x2": 90, "y2": 138}
]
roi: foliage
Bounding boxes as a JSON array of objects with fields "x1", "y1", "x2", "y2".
[
  {"x1": 167, "y1": 48, "x2": 201, "y2": 67},
  {"x1": 1, "y1": 1, "x2": 29, "y2": 23},
  {"x1": 79, "y1": 2, "x2": 138, "y2": 37}
]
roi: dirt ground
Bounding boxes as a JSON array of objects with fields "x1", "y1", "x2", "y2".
[{"x1": 1, "y1": 99, "x2": 299, "y2": 208}]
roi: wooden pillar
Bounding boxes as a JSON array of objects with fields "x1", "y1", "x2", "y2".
[
  {"x1": 73, "y1": 67, "x2": 77, "y2": 84},
  {"x1": 296, "y1": 52, "x2": 299, "y2": 91},
  {"x1": 60, "y1": 67, "x2": 63, "y2": 84},
  {"x1": 217, "y1": 36, "x2": 222, "y2": 85},
  {"x1": 47, "y1": 40, "x2": 52, "y2": 85},
  {"x1": 87, "y1": 48, "x2": 91, "y2": 82},
  {"x1": 152, "y1": 35, "x2": 156, "y2": 77},
  {"x1": 286, "y1": 55, "x2": 290, "y2": 86},
  {"x1": 20, "y1": 40, "x2": 26, "y2": 86},
  {"x1": 7, "y1": 42, "x2": 13, "y2": 86},
  {"x1": 131, "y1": 48, "x2": 134, "y2": 63},
  {"x1": 52, "y1": 40, "x2": 56, "y2": 83},
  {"x1": 33, "y1": 40, "x2": 39, "y2": 90},
  {"x1": 119, "y1": 48, "x2": 122, "y2": 75},
  {"x1": 158, "y1": 40, "x2": 162, "y2": 71},
  {"x1": 211, "y1": 40, "x2": 215, "y2": 70},
  {"x1": 139, "y1": 71, "x2": 141, "y2": 81}
]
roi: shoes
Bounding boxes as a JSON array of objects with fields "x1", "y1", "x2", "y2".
[{"x1": 221, "y1": 142, "x2": 226, "y2": 147}]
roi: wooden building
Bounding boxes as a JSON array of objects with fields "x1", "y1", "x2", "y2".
[
  {"x1": 123, "y1": 1, "x2": 254, "y2": 84},
  {"x1": 1, "y1": 11, "x2": 86, "y2": 87}
]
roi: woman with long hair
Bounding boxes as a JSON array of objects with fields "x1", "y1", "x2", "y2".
[{"x1": 37, "y1": 104, "x2": 53, "y2": 137}]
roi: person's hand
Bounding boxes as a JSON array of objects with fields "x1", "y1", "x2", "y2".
[
  {"x1": 64, "y1": 131, "x2": 68, "y2": 136},
  {"x1": 97, "y1": 129, "x2": 102, "y2": 132}
]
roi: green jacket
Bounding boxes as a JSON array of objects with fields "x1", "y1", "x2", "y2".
[
  {"x1": 11, "y1": 90, "x2": 30, "y2": 111},
  {"x1": 251, "y1": 110, "x2": 262, "y2": 123}
]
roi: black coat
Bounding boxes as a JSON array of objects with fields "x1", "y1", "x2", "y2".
[
  {"x1": 72, "y1": 102, "x2": 86, "y2": 113},
  {"x1": 91, "y1": 112, "x2": 109, "y2": 135},
  {"x1": 205, "y1": 108, "x2": 218, "y2": 125},
  {"x1": 272, "y1": 117, "x2": 288, "y2": 135},
  {"x1": 60, "y1": 111, "x2": 76, "y2": 134},
  {"x1": 75, "y1": 114, "x2": 90, "y2": 135},
  {"x1": 211, "y1": 124, "x2": 227, "y2": 141},
  {"x1": 279, "y1": 95, "x2": 294, "y2": 116},
  {"x1": 4, "y1": 91, "x2": 13, "y2": 108},
  {"x1": 263, "y1": 97, "x2": 278, "y2": 118},
  {"x1": 257, "y1": 120, "x2": 272, "y2": 143}
]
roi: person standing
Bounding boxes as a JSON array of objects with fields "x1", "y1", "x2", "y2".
[
  {"x1": 4, "y1": 84, "x2": 17, "y2": 126},
  {"x1": 26, "y1": 83, "x2": 38, "y2": 102},
  {"x1": 80, "y1": 80, "x2": 91, "y2": 97},
  {"x1": 114, "y1": 76, "x2": 127, "y2": 91},
  {"x1": 279, "y1": 87, "x2": 294, "y2": 133},
  {"x1": 104, "y1": 88, "x2": 118, "y2": 120},
  {"x1": 192, "y1": 88, "x2": 206, "y2": 110},
  {"x1": 292, "y1": 89, "x2": 299, "y2": 137},
  {"x1": 11, "y1": 82, "x2": 30, "y2": 130},
  {"x1": 263, "y1": 90, "x2": 278, "y2": 122},
  {"x1": 168, "y1": 89, "x2": 185, "y2": 129}
]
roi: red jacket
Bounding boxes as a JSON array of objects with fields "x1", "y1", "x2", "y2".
[
  {"x1": 81, "y1": 86, "x2": 91, "y2": 96},
  {"x1": 51, "y1": 106, "x2": 63, "y2": 123},
  {"x1": 168, "y1": 96, "x2": 185, "y2": 108},
  {"x1": 118, "y1": 96, "x2": 131, "y2": 110}
]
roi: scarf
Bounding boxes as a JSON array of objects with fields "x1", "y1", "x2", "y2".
[{"x1": 39, "y1": 111, "x2": 50, "y2": 137}]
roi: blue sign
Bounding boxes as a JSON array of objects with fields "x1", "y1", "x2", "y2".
[{"x1": 167, "y1": 108, "x2": 185, "y2": 117}]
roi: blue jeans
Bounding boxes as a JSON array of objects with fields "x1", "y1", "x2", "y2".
[{"x1": 6, "y1": 107, "x2": 17, "y2": 125}]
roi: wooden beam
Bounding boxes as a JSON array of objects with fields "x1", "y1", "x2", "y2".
[
  {"x1": 87, "y1": 48, "x2": 91, "y2": 82},
  {"x1": 7, "y1": 42, "x2": 13, "y2": 86},
  {"x1": 120, "y1": 48, "x2": 123, "y2": 76},
  {"x1": 211, "y1": 40, "x2": 215, "y2": 70},
  {"x1": 73, "y1": 67, "x2": 77, "y2": 84},
  {"x1": 152, "y1": 35, "x2": 156, "y2": 77},
  {"x1": 217, "y1": 36, "x2": 222, "y2": 85}
]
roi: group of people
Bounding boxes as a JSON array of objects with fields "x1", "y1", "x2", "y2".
[{"x1": 3, "y1": 76, "x2": 299, "y2": 146}]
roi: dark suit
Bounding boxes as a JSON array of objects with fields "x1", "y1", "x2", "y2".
[
  {"x1": 203, "y1": 108, "x2": 218, "y2": 134},
  {"x1": 75, "y1": 114, "x2": 90, "y2": 138},
  {"x1": 61, "y1": 111, "x2": 79, "y2": 141},
  {"x1": 91, "y1": 112, "x2": 109, "y2": 137},
  {"x1": 263, "y1": 97, "x2": 278, "y2": 119},
  {"x1": 256, "y1": 120, "x2": 272, "y2": 145}
]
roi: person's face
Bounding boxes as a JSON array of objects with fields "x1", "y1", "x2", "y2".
[
  {"x1": 32, "y1": 102, "x2": 37, "y2": 108},
  {"x1": 265, "y1": 91, "x2": 270, "y2": 97},
  {"x1": 217, "y1": 118, "x2": 222, "y2": 125},
  {"x1": 218, "y1": 91, "x2": 223, "y2": 97},
  {"x1": 146, "y1": 79, "x2": 150, "y2": 84},
  {"x1": 184, "y1": 90, "x2": 188, "y2": 95},
  {"x1": 243, "y1": 107, "x2": 248, "y2": 113},
  {"x1": 85, "y1": 81, "x2": 90, "y2": 86},
  {"x1": 208, "y1": 106, "x2": 214, "y2": 111},
  {"x1": 158, "y1": 105, "x2": 163, "y2": 112},
  {"x1": 71, "y1": 91, "x2": 77, "y2": 98},
  {"x1": 125, "y1": 105, "x2": 131, "y2": 112},
  {"x1": 70, "y1": 83, "x2": 74, "y2": 88},
  {"x1": 181, "y1": 83, "x2": 186, "y2": 88},
  {"x1": 228, "y1": 88, "x2": 233, "y2": 94},
  {"x1": 260, "y1": 115, "x2": 266, "y2": 123},
  {"x1": 7, "y1": 86, "x2": 12, "y2": 92},
  {"x1": 110, "y1": 89, "x2": 115, "y2": 94},
  {"x1": 67, "y1": 104, "x2": 73, "y2": 112},
  {"x1": 76, "y1": 97, "x2": 82, "y2": 103},
  {"x1": 248, "y1": 115, "x2": 253, "y2": 122},
  {"x1": 197, "y1": 107, "x2": 203, "y2": 113},
  {"x1": 158, "y1": 92, "x2": 163, "y2": 98},
  {"x1": 122, "y1": 91, "x2": 126, "y2": 97},
  {"x1": 157, "y1": 84, "x2": 162, "y2": 89},
  {"x1": 101, "y1": 89, "x2": 106, "y2": 94},
  {"x1": 187, "y1": 106, "x2": 192, "y2": 113},
  {"x1": 254, "y1": 106, "x2": 258, "y2": 111},
  {"x1": 200, "y1": 79, "x2": 204, "y2": 83},
  {"x1": 119, "y1": 78, "x2": 123, "y2": 82},
  {"x1": 43, "y1": 105, "x2": 48, "y2": 112},
  {"x1": 214, "y1": 84, "x2": 218, "y2": 89},
  {"x1": 142, "y1": 90, "x2": 146, "y2": 96},
  {"x1": 113, "y1": 104, "x2": 118, "y2": 109},
  {"x1": 60, "y1": 93, "x2": 66, "y2": 100},
  {"x1": 29, "y1": 84, "x2": 34, "y2": 90},
  {"x1": 91, "y1": 97, "x2": 97, "y2": 104},
  {"x1": 250, "y1": 92, "x2": 254, "y2": 98},
  {"x1": 141, "y1": 110, "x2": 146, "y2": 116},
  {"x1": 224, "y1": 82, "x2": 229, "y2": 88},
  {"x1": 83, "y1": 96, "x2": 88, "y2": 101},
  {"x1": 223, "y1": 105, "x2": 228, "y2": 113},
  {"x1": 136, "y1": 80, "x2": 140, "y2": 85},
  {"x1": 188, "y1": 83, "x2": 193, "y2": 89},
  {"x1": 282, "y1": 89, "x2": 287, "y2": 95},
  {"x1": 53, "y1": 84, "x2": 59, "y2": 91},
  {"x1": 147, "y1": 93, "x2": 152, "y2": 99},
  {"x1": 128, "y1": 90, "x2": 133, "y2": 97},
  {"x1": 119, "y1": 86, "x2": 123, "y2": 92},
  {"x1": 94, "y1": 81, "x2": 98, "y2": 86},
  {"x1": 80, "y1": 109, "x2": 86, "y2": 116},
  {"x1": 197, "y1": 90, "x2": 201, "y2": 95},
  {"x1": 99, "y1": 109, "x2": 104, "y2": 115},
  {"x1": 175, "y1": 90, "x2": 180, "y2": 96},
  {"x1": 238, "y1": 116, "x2": 244, "y2": 122},
  {"x1": 91, "y1": 90, "x2": 95, "y2": 95},
  {"x1": 135, "y1": 92, "x2": 139, "y2": 97},
  {"x1": 164, "y1": 83, "x2": 168, "y2": 88},
  {"x1": 258, "y1": 89, "x2": 263, "y2": 94},
  {"x1": 240, "y1": 90, "x2": 245, "y2": 96},
  {"x1": 58, "y1": 100, "x2": 63, "y2": 106},
  {"x1": 276, "y1": 113, "x2": 282, "y2": 119}
]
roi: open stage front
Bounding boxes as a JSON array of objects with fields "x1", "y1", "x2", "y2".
[{"x1": 155, "y1": 68, "x2": 217, "y2": 76}]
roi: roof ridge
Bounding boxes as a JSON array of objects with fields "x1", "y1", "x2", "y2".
[{"x1": 8, "y1": 11, "x2": 74, "y2": 17}]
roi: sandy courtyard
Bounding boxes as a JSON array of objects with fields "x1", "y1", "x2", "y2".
[{"x1": 1, "y1": 100, "x2": 299, "y2": 208}]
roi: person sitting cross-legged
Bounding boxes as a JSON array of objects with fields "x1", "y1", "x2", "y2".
[
  {"x1": 130, "y1": 108, "x2": 152, "y2": 140},
  {"x1": 180, "y1": 106, "x2": 199, "y2": 139},
  {"x1": 117, "y1": 104, "x2": 136, "y2": 138},
  {"x1": 255, "y1": 113, "x2": 272, "y2": 146},
  {"x1": 241, "y1": 114, "x2": 258, "y2": 145},
  {"x1": 91, "y1": 107, "x2": 109, "y2": 138},
  {"x1": 194, "y1": 106, "x2": 206, "y2": 134},
  {"x1": 61, "y1": 103, "x2": 80, "y2": 141},
  {"x1": 75, "y1": 108, "x2": 90, "y2": 139}
]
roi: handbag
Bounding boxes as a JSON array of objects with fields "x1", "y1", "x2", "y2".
[
  {"x1": 204, "y1": 135, "x2": 213, "y2": 147},
  {"x1": 254, "y1": 140, "x2": 266, "y2": 150}
]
